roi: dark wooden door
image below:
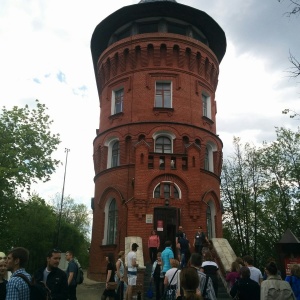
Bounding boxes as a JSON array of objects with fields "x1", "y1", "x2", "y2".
[{"x1": 153, "y1": 207, "x2": 180, "y2": 254}]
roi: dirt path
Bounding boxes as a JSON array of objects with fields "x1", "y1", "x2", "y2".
[{"x1": 76, "y1": 271, "x2": 105, "y2": 300}]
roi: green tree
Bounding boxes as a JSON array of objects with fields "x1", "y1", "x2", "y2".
[
  {"x1": 11, "y1": 195, "x2": 57, "y2": 273},
  {"x1": 0, "y1": 100, "x2": 60, "y2": 196},
  {"x1": 221, "y1": 138, "x2": 263, "y2": 264},
  {"x1": 0, "y1": 100, "x2": 60, "y2": 254},
  {"x1": 222, "y1": 127, "x2": 300, "y2": 268},
  {"x1": 51, "y1": 194, "x2": 91, "y2": 267}
]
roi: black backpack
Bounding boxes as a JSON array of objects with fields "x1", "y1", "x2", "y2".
[
  {"x1": 75, "y1": 260, "x2": 84, "y2": 284},
  {"x1": 16, "y1": 273, "x2": 51, "y2": 300},
  {"x1": 76, "y1": 264, "x2": 84, "y2": 284}
]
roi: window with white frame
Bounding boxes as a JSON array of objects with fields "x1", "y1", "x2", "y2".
[
  {"x1": 202, "y1": 93, "x2": 211, "y2": 119},
  {"x1": 204, "y1": 142, "x2": 216, "y2": 172},
  {"x1": 153, "y1": 182, "x2": 180, "y2": 199},
  {"x1": 112, "y1": 88, "x2": 124, "y2": 115},
  {"x1": 111, "y1": 141, "x2": 120, "y2": 167},
  {"x1": 106, "y1": 138, "x2": 120, "y2": 168},
  {"x1": 155, "y1": 82, "x2": 172, "y2": 108},
  {"x1": 107, "y1": 199, "x2": 118, "y2": 244}
]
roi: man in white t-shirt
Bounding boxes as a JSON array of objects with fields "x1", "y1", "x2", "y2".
[
  {"x1": 125, "y1": 243, "x2": 139, "y2": 300},
  {"x1": 243, "y1": 255, "x2": 263, "y2": 284}
]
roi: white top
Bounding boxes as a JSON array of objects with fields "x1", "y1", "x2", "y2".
[
  {"x1": 248, "y1": 266, "x2": 263, "y2": 283},
  {"x1": 165, "y1": 268, "x2": 179, "y2": 286},
  {"x1": 201, "y1": 261, "x2": 219, "y2": 268},
  {"x1": 127, "y1": 251, "x2": 137, "y2": 272}
]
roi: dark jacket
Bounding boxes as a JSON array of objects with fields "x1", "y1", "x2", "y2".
[
  {"x1": 35, "y1": 267, "x2": 68, "y2": 300},
  {"x1": 230, "y1": 278, "x2": 260, "y2": 300}
]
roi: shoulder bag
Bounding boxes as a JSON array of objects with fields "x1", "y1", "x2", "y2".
[{"x1": 161, "y1": 269, "x2": 179, "y2": 300}]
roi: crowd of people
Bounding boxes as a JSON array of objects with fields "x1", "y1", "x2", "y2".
[
  {"x1": 2, "y1": 226, "x2": 300, "y2": 300},
  {"x1": 0, "y1": 247, "x2": 80, "y2": 300},
  {"x1": 146, "y1": 225, "x2": 300, "y2": 300},
  {"x1": 226, "y1": 255, "x2": 300, "y2": 300}
]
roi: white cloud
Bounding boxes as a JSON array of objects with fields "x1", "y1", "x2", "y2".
[{"x1": 1, "y1": 0, "x2": 299, "y2": 209}]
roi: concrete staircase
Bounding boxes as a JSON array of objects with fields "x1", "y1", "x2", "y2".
[{"x1": 217, "y1": 276, "x2": 231, "y2": 300}]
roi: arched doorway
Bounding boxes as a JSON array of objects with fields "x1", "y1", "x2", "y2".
[{"x1": 153, "y1": 207, "x2": 180, "y2": 253}]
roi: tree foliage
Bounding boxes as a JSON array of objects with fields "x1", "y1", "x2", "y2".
[
  {"x1": 0, "y1": 101, "x2": 90, "y2": 272},
  {"x1": 1, "y1": 194, "x2": 90, "y2": 273},
  {"x1": 0, "y1": 100, "x2": 60, "y2": 196},
  {"x1": 222, "y1": 127, "x2": 300, "y2": 268}
]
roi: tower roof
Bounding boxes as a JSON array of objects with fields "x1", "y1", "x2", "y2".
[
  {"x1": 139, "y1": 0, "x2": 176, "y2": 2},
  {"x1": 91, "y1": 1, "x2": 226, "y2": 76}
]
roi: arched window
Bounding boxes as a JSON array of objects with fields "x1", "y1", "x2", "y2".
[
  {"x1": 107, "y1": 199, "x2": 118, "y2": 244},
  {"x1": 155, "y1": 136, "x2": 171, "y2": 153},
  {"x1": 105, "y1": 137, "x2": 120, "y2": 169},
  {"x1": 153, "y1": 182, "x2": 180, "y2": 199},
  {"x1": 111, "y1": 141, "x2": 120, "y2": 167}
]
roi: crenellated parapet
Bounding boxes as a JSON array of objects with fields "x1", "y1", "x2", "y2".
[{"x1": 97, "y1": 35, "x2": 219, "y2": 96}]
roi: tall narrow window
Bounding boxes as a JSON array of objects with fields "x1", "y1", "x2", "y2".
[
  {"x1": 111, "y1": 141, "x2": 120, "y2": 167},
  {"x1": 155, "y1": 136, "x2": 171, "y2": 153},
  {"x1": 154, "y1": 185, "x2": 161, "y2": 198},
  {"x1": 204, "y1": 143, "x2": 215, "y2": 172},
  {"x1": 164, "y1": 184, "x2": 170, "y2": 199},
  {"x1": 202, "y1": 93, "x2": 211, "y2": 119},
  {"x1": 204, "y1": 147, "x2": 209, "y2": 170},
  {"x1": 206, "y1": 205, "x2": 212, "y2": 240},
  {"x1": 107, "y1": 199, "x2": 118, "y2": 244},
  {"x1": 155, "y1": 82, "x2": 171, "y2": 108},
  {"x1": 114, "y1": 88, "x2": 124, "y2": 114}
]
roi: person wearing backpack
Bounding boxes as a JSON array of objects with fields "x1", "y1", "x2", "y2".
[
  {"x1": 34, "y1": 249, "x2": 68, "y2": 300},
  {"x1": 65, "y1": 250, "x2": 78, "y2": 300},
  {"x1": 5, "y1": 247, "x2": 31, "y2": 300},
  {"x1": 261, "y1": 261, "x2": 295, "y2": 300}
]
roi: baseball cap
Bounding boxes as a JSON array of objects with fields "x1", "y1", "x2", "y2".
[{"x1": 132, "y1": 243, "x2": 139, "y2": 248}]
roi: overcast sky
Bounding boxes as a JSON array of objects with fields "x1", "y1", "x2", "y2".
[{"x1": 1, "y1": 0, "x2": 299, "y2": 208}]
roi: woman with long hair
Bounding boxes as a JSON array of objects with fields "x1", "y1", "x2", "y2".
[
  {"x1": 200, "y1": 251, "x2": 219, "y2": 297},
  {"x1": 177, "y1": 267, "x2": 203, "y2": 300},
  {"x1": 102, "y1": 253, "x2": 117, "y2": 300},
  {"x1": 148, "y1": 230, "x2": 160, "y2": 264},
  {"x1": 230, "y1": 266, "x2": 260, "y2": 300},
  {"x1": 225, "y1": 261, "x2": 240, "y2": 289}
]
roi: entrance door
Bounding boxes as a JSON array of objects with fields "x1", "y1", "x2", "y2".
[{"x1": 153, "y1": 207, "x2": 180, "y2": 253}]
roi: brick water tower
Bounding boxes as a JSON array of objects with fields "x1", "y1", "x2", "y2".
[{"x1": 89, "y1": 0, "x2": 226, "y2": 280}]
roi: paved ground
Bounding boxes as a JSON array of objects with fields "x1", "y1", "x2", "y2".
[{"x1": 77, "y1": 271, "x2": 105, "y2": 300}]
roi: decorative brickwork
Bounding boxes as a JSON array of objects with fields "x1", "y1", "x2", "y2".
[{"x1": 89, "y1": 1, "x2": 226, "y2": 281}]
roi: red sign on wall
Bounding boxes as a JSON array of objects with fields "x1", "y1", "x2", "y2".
[
  {"x1": 157, "y1": 220, "x2": 163, "y2": 232},
  {"x1": 284, "y1": 257, "x2": 300, "y2": 275}
]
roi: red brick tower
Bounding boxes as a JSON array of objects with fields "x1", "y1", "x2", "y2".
[{"x1": 89, "y1": 0, "x2": 226, "y2": 280}]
